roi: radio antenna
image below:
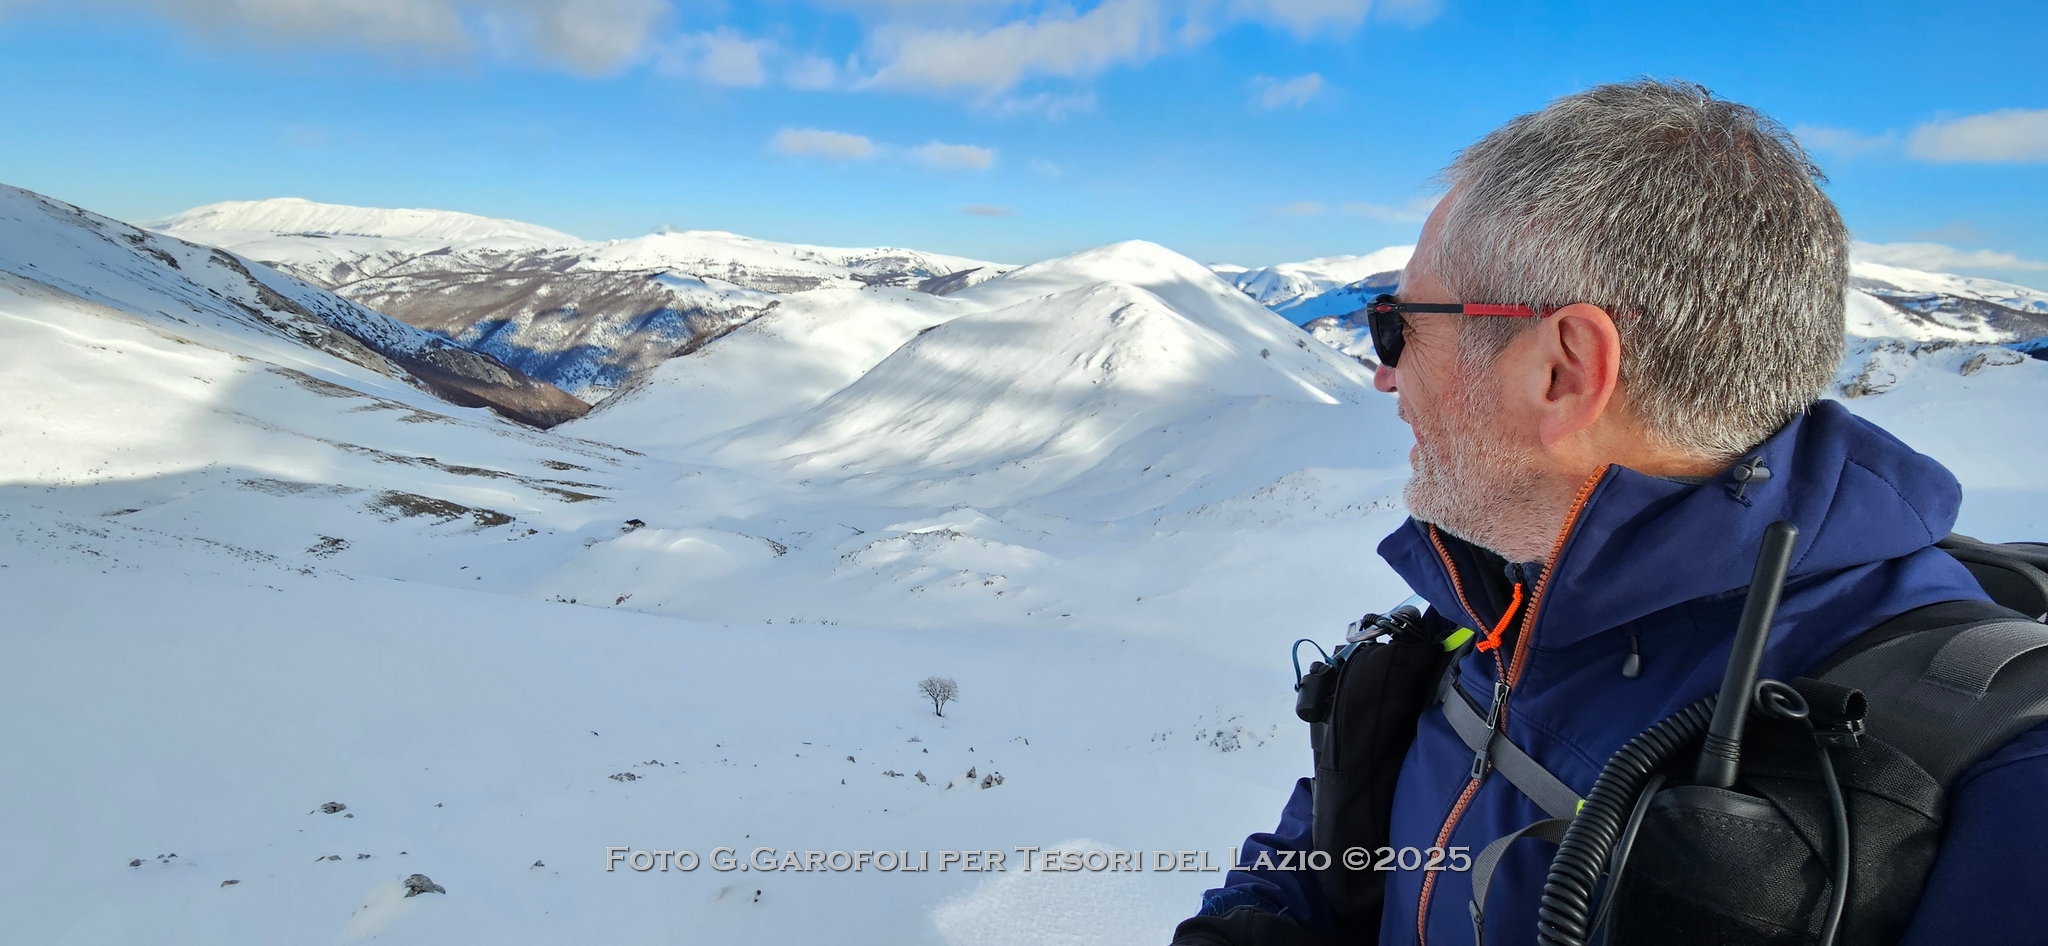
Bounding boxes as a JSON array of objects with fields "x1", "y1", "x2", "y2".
[{"x1": 1694, "y1": 520, "x2": 1799, "y2": 789}]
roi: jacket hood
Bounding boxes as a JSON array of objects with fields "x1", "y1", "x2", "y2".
[{"x1": 1380, "y1": 399, "x2": 1965, "y2": 647}]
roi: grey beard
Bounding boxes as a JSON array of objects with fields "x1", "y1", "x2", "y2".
[{"x1": 1401, "y1": 398, "x2": 1557, "y2": 563}]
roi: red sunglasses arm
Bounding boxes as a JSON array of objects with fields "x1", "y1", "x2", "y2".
[{"x1": 1459, "y1": 303, "x2": 1552, "y2": 317}]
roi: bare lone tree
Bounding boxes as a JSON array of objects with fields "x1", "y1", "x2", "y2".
[{"x1": 917, "y1": 676, "x2": 959, "y2": 717}]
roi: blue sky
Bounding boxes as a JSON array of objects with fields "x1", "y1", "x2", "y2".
[{"x1": 0, "y1": 0, "x2": 2042, "y2": 286}]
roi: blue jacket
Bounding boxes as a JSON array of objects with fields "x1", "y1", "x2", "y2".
[{"x1": 1204, "y1": 399, "x2": 2048, "y2": 945}]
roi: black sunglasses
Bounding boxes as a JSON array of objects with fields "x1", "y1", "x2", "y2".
[{"x1": 1361, "y1": 293, "x2": 1554, "y2": 368}]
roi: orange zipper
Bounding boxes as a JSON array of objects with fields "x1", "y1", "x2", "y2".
[
  {"x1": 1427, "y1": 524, "x2": 1485, "y2": 634},
  {"x1": 1507, "y1": 468, "x2": 1605, "y2": 687},
  {"x1": 1413, "y1": 466, "x2": 1608, "y2": 945}
]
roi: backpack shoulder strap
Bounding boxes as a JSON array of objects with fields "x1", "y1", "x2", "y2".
[
  {"x1": 1938, "y1": 533, "x2": 2048, "y2": 620},
  {"x1": 1819, "y1": 599, "x2": 2048, "y2": 785}
]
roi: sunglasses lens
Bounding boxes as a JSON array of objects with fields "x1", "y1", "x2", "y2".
[{"x1": 1366, "y1": 297, "x2": 1403, "y2": 367}]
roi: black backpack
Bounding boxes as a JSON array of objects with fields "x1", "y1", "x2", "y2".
[{"x1": 1592, "y1": 535, "x2": 2048, "y2": 946}]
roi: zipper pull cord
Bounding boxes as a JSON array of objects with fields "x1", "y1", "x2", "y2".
[{"x1": 1473, "y1": 582, "x2": 1524, "y2": 653}]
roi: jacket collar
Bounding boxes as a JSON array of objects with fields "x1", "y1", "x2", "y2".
[{"x1": 1379, "y1": 400, "x2": 1964, "y2": 649}]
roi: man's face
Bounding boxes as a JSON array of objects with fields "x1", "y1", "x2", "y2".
[{"x1": 1377, "y1": 200, "x2": 1543, "y2": 550}]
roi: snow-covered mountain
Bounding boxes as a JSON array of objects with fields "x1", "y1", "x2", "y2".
[
  {"x1": 1215, "y1": 246, "x2": 1411, "y2": 323},
  {"x1": 10, "y1": 181, "x2": 2048, "y2": 945},
  {"x1": 1248, "y1": 245, "x2": 2048, "y2": 400},
  {"x1": 1831, "y1": 263, "x2": 2048, "y2": 397},
  {"x1": 2, "y1": 186, "x2": 588, "y2": 427},
  {"x1": 554, "y1": 240, "x2": 1398, "y2": 622},
  {"x1": 6, "y1": 195, "x2": 1422, "y2": 942},
  {"x1": 147, "y1": 196, "x2": 578, "y2": 247},
  {"x1": 153, "y1": 199, "x2": 1008, "y2": 400}
]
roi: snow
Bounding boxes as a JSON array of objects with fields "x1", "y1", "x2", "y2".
[
  {"x1": 553, "y1": 241, "x2": 1403, "y2": 635},
  {"x1": 148, "y1": 197, "x2": 578, "y2": 246},
  {"x1": 1220, "y1": 246, "x2": 1413, "y2": 316},
  {"x1": 6, "y1": 181, "x2": 2047, "y2": 944},
  {"x1": 569, "y1": 229, "x2": 995, "y2": 287},
  {"x1": 1832, "y1": 353, "x2": 2048, "y2": 536},
  {"x1": 2, "y1": 186, "x2": 466, "y2": 378},
  {"x1": 2, "y1": 544, "x2": 1285, "y2": 945},
  {"x1": 152, "y1": 198, "x2": 1008, "y2": 400},
  {"x1": 1, "y1": 191, "x2": 1413, "y2": 944},
  {"x1": 1850, "y1": 260, "x2": 2048, "y2": 315},
  {"x1": 570, "y1": 286, "x2": 968, "y2": 451}
]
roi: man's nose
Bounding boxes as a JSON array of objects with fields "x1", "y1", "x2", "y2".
[{"x1": 1373, "y1": 361, "x2": 1397, "y2": 393}]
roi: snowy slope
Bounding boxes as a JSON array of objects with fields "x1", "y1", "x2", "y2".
[
  {"x1": 552, "y1": 240, "x2": 1407, "y2": 632},
  {"x1": 1830, "y1": 262, "x2": 2048, "y2": 397},
  {"x1": 155, "y1": 200, "x2": 1007, "y2": 400},
  {"x1": 1238, "y1": 246, "x2": 2048, "y2": 393},
  {"x1": 567, "y1": 286, "x2": 970, "y2": 452},
  {"x1": 149, "y1": 197, "x2": 576, "y2": 245},
  {"x1": 579, "y1": 240, "x2": 1381, "y2": 501},
  {"x1": 3, "y1": 186, "x2": 588, "y2": 427},
  {"x1": 1219, "y1": 246, "x2": 1412, "y2": 319},
  {"x1": 566, "y1": 229, "x2": 996, "y2": 291},
  {"x1": 1850, "y1": 260, "x2": 2048, "y2": 316}
]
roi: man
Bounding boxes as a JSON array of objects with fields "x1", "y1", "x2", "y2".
[{"x1": 1173, "y1": 80, "x2": 2047, "y2": 945}]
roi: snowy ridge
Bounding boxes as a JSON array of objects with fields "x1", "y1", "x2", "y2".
[
  {"x1": 569, "y1": 229, "x2": 996, "y2": 289},
  {"x1": 548, "y1": 239, "x2": 1404, "y2": 625},
  {"x1": 1850, "y1": 260, "x2": 2048, "y2": 316},
  {"x1": 583, "y1": 241, "x2": 1380, "y2": 506},
  {"x1": 1219, "y1": 246, "x2": 1412, "y2": 317},
  {"x1": 147, "y1": 197, "x2": 576, "y2": 245},
  {"x1": 155, "y1": 198, "x2": 1009, "y2": 400},
  {"x1": 1830, "y1": 262, "x2": 2048, "y2": 397},
  {"x1": 2, "y1": 185, "x2": 587, "y2": 426},
  {"x1": 1240, "y1": 246, "x2": 2048, "y2": 397}
]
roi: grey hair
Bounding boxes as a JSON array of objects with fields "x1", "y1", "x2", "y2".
[{"x1": 1424, "y1": 78, "x2": 1848, "y2": 461}]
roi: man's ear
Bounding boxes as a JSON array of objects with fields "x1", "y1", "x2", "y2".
[{"x1": 1534, "y1": 303, "x2": 1622, "y2": 448}]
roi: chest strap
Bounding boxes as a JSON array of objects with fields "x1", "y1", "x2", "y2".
[
  {"x1": 1468, "y1": 816, "x2": 1572, "y2": 946},
  {"x1": 1440, "y1": 682, "x2": 1584, "y2": 820}
]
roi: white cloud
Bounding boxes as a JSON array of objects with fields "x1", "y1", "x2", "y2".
[
  {"x1": 1253, "y1": 73, "x2": 1321, "y2": 109},
  {"x1": 512, "y1": 0, "x2": 666, "y2": 74},
  {"x1": 661, "y1": 28, "x2": 770, "y2": 86},
  {"x1": 1854, "y1": 240, "x2": 2048, "y2": 273},
  {"x1": 1237, "y1": 0, "x2": 1373, "y2": 37},
  {"x1": 97, "y1": 0, "x2": 665, "y2": 74},
  {"x1": 852, "y1": 0, "x2": 1423, "y2": 96},
  {"x1": 1908, "y1": 108, "x2": 2048, "y2": 163},
  {"x1": 696, "y1": 29, "x2": 768, "y2": 86},
  {"x1": 25, "y1": 0, "x2": 1429, "y2": 96},
  {"x1": 1793, "y1": 124, "x2": 1896, "y2": 159},
  {"x1": 987, "y1": 90, "x2": 1098, "y2": 119},
  {"x1": 912, "y1": 141, "x2": 997, "y2": 170},
  {"x1": 1373, "y1": 0, "x2": 1441, "y2": 25},
  {"x1": 1029, "y1": 158, "x2": 1063, "y2": 178},
  {"x1": 1340, "y1": 194, "x2": 1440, "y2": 223},
  {"x1": 865, "y1": 0, "x2": 1177, "y2": 92},
  {"x1": 785, "y1": 55, "x2": 840, "y2": 90},
  {"x1": 137, "y1": 0, "x2": 466, "y2": 50},
  {"x1": 772, "y1": 128, "x2": 877, "y2": 160},
  {"x1": 1280, "y1": 201, "x2": 1325, "y2": 216},
  {"x1": 768, "y1": 130, "x2": 995, "y2": 171},
  {"x1": 962, "y1": 204, "x2": 1016, "y2": 216}
]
